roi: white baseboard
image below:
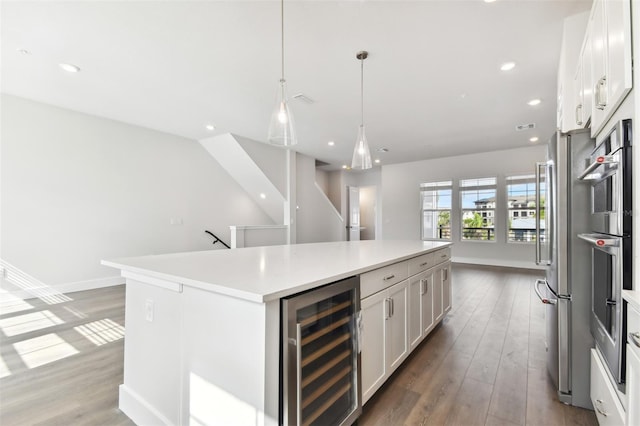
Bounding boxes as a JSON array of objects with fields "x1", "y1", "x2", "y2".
[
  {"x1": 451, "y1": 256, "x2": 545, "y2": 270},
  {"x1": 119, "y1": 385, "x2": 172, "y2": 426},
  {"x1": 0, "y1": 259, "x2": 124, "y2": 300}
]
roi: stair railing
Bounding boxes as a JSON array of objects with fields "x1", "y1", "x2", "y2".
[{"x1": 205, "y1": 230, "x2": 231, "y2": 249}]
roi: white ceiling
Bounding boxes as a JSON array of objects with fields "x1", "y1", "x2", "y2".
[{"x1": 1, "y1": 0, "x2": 591, "y2": 170}]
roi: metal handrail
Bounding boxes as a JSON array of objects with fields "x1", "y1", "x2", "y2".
[{"x1": 205, "y1": 230, "x2": 231, "y2": 249}]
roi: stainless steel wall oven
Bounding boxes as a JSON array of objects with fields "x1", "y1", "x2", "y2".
[
  {"x1": 578, "y1": 119, "x2": 632, "y2": 388},
  {"x1": 281, "y1": 276, "x2": 362, "y2": 426}
]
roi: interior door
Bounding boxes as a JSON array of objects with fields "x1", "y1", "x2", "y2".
[{"x1": 348, "y1": 186, "x2": 360, "y2": 241}]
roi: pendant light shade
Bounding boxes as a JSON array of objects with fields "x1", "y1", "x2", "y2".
[
  {"x1": 352, "y1": 125, "x2": 372, "y2": 169},
  {"x1": 352, "y1": 51, "x2": 373, "y2": 170},
  {"x1": 268, "y1": 0, "x2": 297, "y2": 146}
]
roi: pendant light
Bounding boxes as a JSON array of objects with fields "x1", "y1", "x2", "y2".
[
  {"x1": 268, "y1": 0, "x2": 297, "y2": 146},
  {"x1": 352, "y1": 51, "x2": 372, "y2": 170}
]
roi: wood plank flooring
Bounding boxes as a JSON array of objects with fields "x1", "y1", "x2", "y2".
[
  {"x1": 0, "y1": 265, "x2": 598, "y2": 425},
  {"x1": 359, "y1": 264, "x2": 598, "y2": 426}
]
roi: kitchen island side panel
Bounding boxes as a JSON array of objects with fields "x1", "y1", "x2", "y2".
[
  {"x1": 181, "y1": 285, "x2": 280, "y2": 426},
  {"x1": 119, "y1": 278, "x2": 280, "y2": 426}
]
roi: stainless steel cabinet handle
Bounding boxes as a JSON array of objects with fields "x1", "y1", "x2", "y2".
[
  {"x1": 385, "y1": 298, "x2": 391, "y2": 320},
  {"x1": 595, "y1": 399, "x2": 609, "y2": 417},
  {"x1": 420, "y1": 262, "x2": 429, "y2": 267},
  {"x1": 575, "y1": 104, "x2": 583, "y2": 126},
  {"x1": 595, "y1": 76, "x2": 607, "y2": 110},
  {"x1": 535, "y1": 162, "x2": 544, "y2": 265},
  {"x1": 441, "y1": 254, "x2": 447, "y2": 258},
  {"x1": 420, "y1": 279, "x2": 426, "y2": 295},
  {"x1": 534, "y1": 279, "x2": 557, "y2": 305},
  {"x1": 390, "y1": 298, "x2": 394, "y2": 317},
  {"x1": 444, "y1": 269, "x2": 448, "y2": 281},
  {"x1": 630, "y1": 332, "x2": 640, "y2": 348},
  {"x1": 383, "y1": 274, "x2": 395, "y2": 281}
]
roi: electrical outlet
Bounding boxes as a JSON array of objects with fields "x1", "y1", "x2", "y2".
[{"x1": 145, "y1": 299, "x2": 154, "y2": 322}]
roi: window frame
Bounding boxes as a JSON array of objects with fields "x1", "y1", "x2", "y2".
[
  {"x1": 420, "y1": 180, "x2": 453, "y2": 241},
  {"x1": 460, "y1": 177, "x2": 497, "y2": 242},
  {"x1": 506, "y1": 174, "x2": 541, "y2": 244}
]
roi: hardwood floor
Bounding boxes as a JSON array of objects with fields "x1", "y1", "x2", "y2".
[
  {"x1": 0, "y1": 265, "x2": 597, "y2": 425},
  {"x1": 359, "y1": 264, "x2": 598, "y2": 426}
]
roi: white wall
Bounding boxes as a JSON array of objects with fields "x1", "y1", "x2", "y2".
[
  {"x1": 382, "y1": 145, "x2": 546, "y2": 268},
  {"x1": 295, "y1": 154, "x2": 344, "y2": 243},
  {"x1": 0, "y1": 95, "x2": 272, "y2": 290}
]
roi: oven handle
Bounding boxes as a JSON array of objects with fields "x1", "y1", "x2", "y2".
[
  {"x1": 578, "y1": 155, "x2": 618, "y2": 181},
  {"x1": 534, "y1": 279, "x2": 557, "y2": 305},
  {"x1": 577, "y1": 233, "x2": 620, "y2": 248},
  {"x1": 630, "y1": 332, "x2": 640, "y2": 349}
]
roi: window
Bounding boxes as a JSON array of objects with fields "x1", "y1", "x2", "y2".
[
  {"x1": 460, "y1": 177, "x2": 496, "y2": 241},
  {"x1": 420, "y1": 180, "x2": 452, "y2": 240},
  {"x1": 506, "y1": 174, "x2": 542, "y2": 242}
]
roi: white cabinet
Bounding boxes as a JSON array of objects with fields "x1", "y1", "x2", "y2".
[
  {"x1": 361, "y1": 279, "x2": 408, "y2": 402},
  {"x1": 361, "y1": 248, "x2": 452, "y2": 404},
  {"x1": 590, "y1": 0, "x2": 632, "y2": 136},
  {"x1": 627, "y1": 301, "x2": 640, "y2": 426},
  {"x1": 408, "y1": 271, "x2": 433, "y2": 351},
  {"x1": 442, "y1": 261, "x2": 452, "y2": 314},
  {"x1": 573, "y1": 26, "x2": 593, "y2": 129},
  {"x1": 590, "y1": 349, "x2": 626, "y2": 425}
]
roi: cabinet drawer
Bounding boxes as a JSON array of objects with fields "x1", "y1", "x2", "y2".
[
  {"x1": 360, "y1": 261, "x2": 408, "y2": 299},
  {"x1": 590, "y1": 349, "x2": 625, "y2": 426},
  {"x1": 408, "y1": 253, "x2": 434, "y2": 276},
  {"x1": 432, "y1": 248, "x2": 451, "y2": 265}
]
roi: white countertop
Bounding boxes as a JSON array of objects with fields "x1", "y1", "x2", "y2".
[
  {"x1": 102, "y1": 240, "x2": 451, "y2": 303},
  {"x1": 623, "y1": 289, "x2": 640, "y2": 311}
]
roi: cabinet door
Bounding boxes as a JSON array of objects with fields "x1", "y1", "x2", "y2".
[
  {"x1": 573, "y1": 62, "x2": 584, "y2": 128},
  {"x1": 421, "y1": 273, "x2": 434, "y2": 336},
  {"x1": 408, "y1": 274, "x2": 423, "y2": 351},
  {"x1": 361, "y1": 290, "x2": 387, "y2": 403},
  {"x1": 590, "y1": 0, "x2": 607, "y2": 136},
  {"x1": 442, "y1": 262, "x2": 452, "y2": 314},
  {"x1": 581, "y1": 28, "x2": 593, "y2": 126},
  {"x1": 386, "y1": 280, "x2": 409, "y2": 373},
  {"x1": 604, "y1": 0, "x2": 632, "y2": 114},
  {"x1": 433, "y1": 267, "x2": 444, "y2": 323}
]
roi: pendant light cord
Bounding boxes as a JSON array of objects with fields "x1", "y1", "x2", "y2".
[
  {"x1": 360, "y1": 56, "x2": 364, "y2": 127},
  {"x1": 281, "y1": 0, "x2": 285, "y2": 81}
]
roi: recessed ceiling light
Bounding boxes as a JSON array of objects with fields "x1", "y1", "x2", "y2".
[
  {"x1": 342, "y1": 165, "x2": 348, "y2": 169},
  {"x1": 259, "y1": 193, "x2": 266, "y2": 199},
  {"x1": 530, "y1": 137, "x2": 539, "y2": 143},
  {"x1": 17, "y1": 48, "x2": 31, "y2": 55},
  {"x1": 374, "y1": 159, "x2": 381, "y2": 164},
  {"x1": 528, "y1": 98, "x2": 541, "y2": 106},
  {"x1": 59, "y1": 63, "x2": 80, "y2": 73},
  {"x1": 500, "y1": 62, "x2": 516, "y2": 71},
  {"x1": 484, "y1": 0, "x2": 497, "y2": 3},
  {"x1": 376, "y1": 148, "x2": 389, "y2": 153},
  {"x1": 328, "y1": 141, "x2": 335, "y2": 147},
  {"x1": 205, "y1": 124, "x2": 216, "y2": 131}
]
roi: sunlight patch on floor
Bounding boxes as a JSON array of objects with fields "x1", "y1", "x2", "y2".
[
  {"x1": 13, "y1": 333, "x2": 79, "y2": 369},
  {"x1": 0, "y1": 353, "x2": 11, "y2": 378},
  {"x1": 74, "y1": 319, "x2": 124, "y2": 346},
  {"x1": 0, "y1": 293, "x2": 34, "y2": 316},
  {"x1": 0, "y1": 310, "x2": 65, "y2": 337}
]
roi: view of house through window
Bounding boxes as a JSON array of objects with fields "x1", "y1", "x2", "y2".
[
  {"x1": 460, "y1": 177, "x2": 496, "y2": 241},
  {"x1": 420, "y1": 180, "x2": 452, "y2": 240},
  {"x1": 507, "y1": 174, "x2": 543, "y2": 242}
]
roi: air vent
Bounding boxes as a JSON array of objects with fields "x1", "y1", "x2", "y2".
[
  {"x1": 292, "y1": 93, "x2": 314, "y2": 104},
  {"x1": 515, "y1": 123, "x2": 536, "y2": 131}
]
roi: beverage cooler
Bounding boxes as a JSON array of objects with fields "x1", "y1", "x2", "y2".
[{"x1": 281, "y1": 276, "x2": 362, "y2": 426}]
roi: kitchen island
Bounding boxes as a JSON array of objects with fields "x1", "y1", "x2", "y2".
[{"x1": 102, "y1": 240, "x2": 451, "y2": 426}]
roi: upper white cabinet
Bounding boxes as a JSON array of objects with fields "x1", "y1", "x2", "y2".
[
  {"x1": 559, "y1": 1, "x2": 631, "y2": 136},
  {"x1": 558, "y1": 11, "x2": 590, "y2": 132},
  {"x1": 589, "y1": 0, "x2": 632, "y2": 136}
]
